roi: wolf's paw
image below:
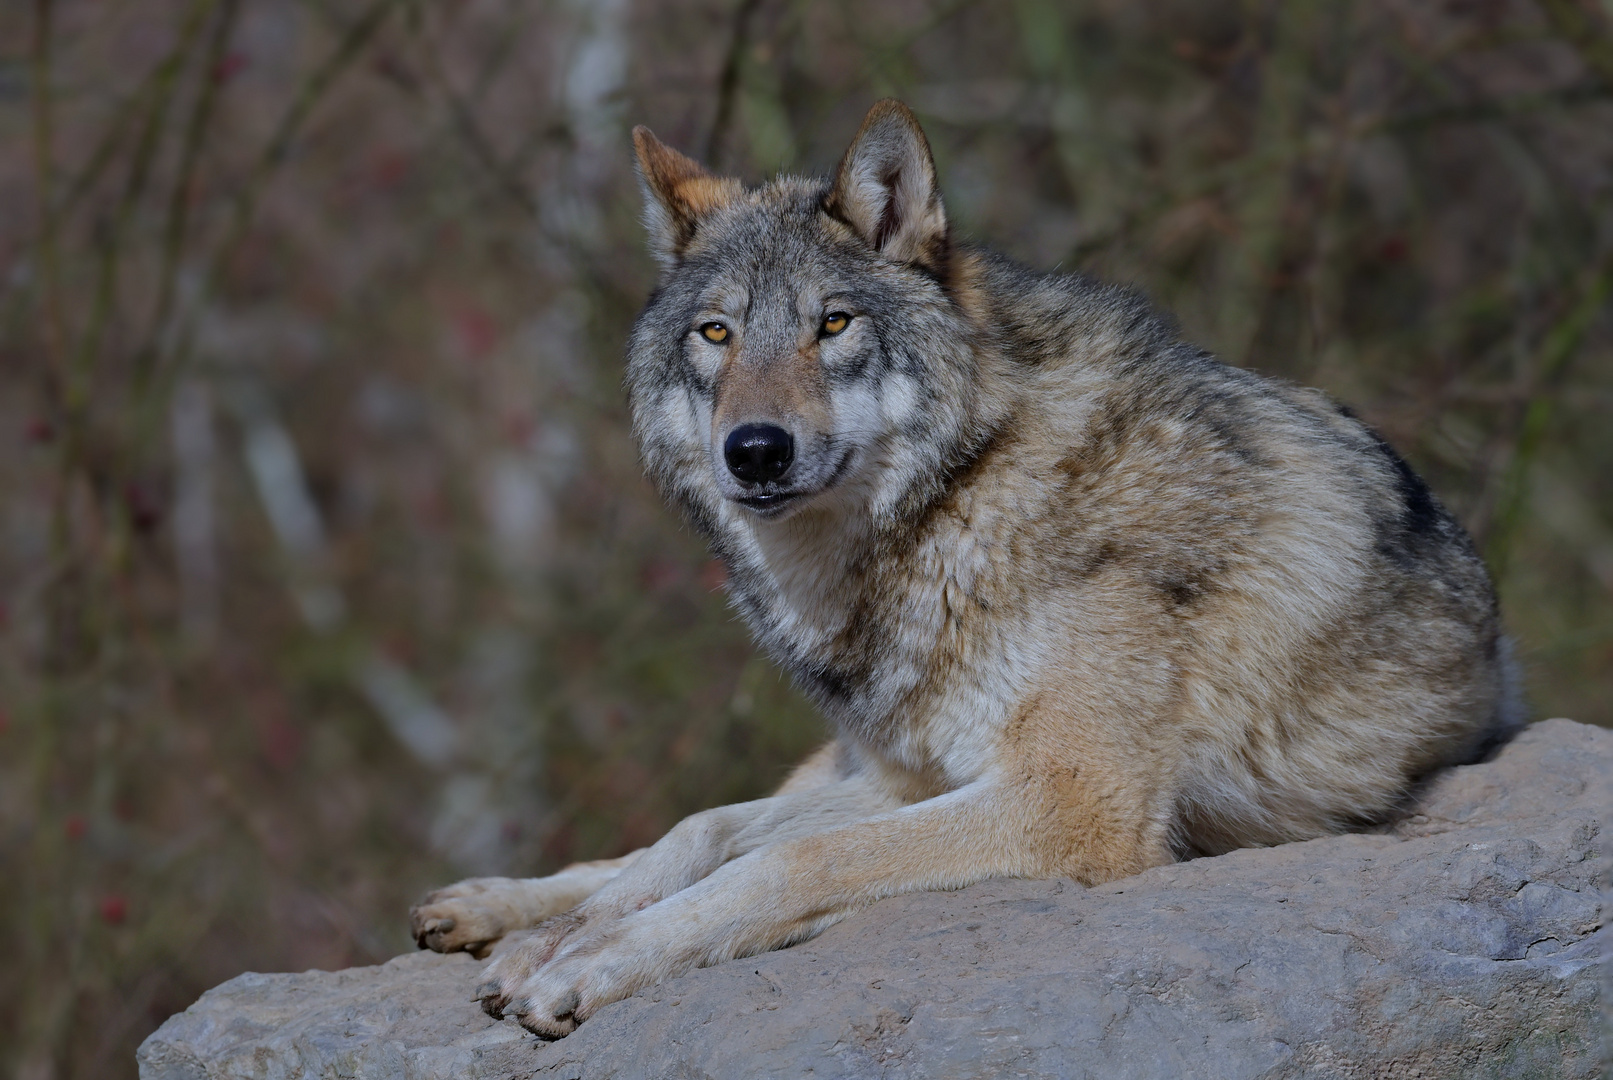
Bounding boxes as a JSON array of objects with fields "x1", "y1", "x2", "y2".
[
  {"x1": 495, "y1": 920, "x2": 671, "y2": 1039},
  {"x1": 475, "y1": 909, "x2": 589, "y2": 1022},
  {"x1": 411, "y1": 877, "x2": 551, "y2": 958}
]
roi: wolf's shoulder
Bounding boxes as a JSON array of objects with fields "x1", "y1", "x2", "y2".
[
  {"x1": 966, "y1": 247, "x2": 1424, "y2": 510},
  {"x1": 968, "y1": 248, "x2": 1300, "y2": 419},
  {"x1": 968, "y1": 248, "x2": 1171, "y2": 366},
  {"x1": 968, "y1": 249, "x2": 1243, "y2": 394}
]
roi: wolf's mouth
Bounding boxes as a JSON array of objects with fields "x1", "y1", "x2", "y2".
[{"x1": 735, "y1": 492, "x2": 800, "y2": 516}]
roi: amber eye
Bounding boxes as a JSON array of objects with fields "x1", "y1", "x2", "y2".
[
  {"x1": 822, "y1": 312, "x2": 850, "y2": 336},
  {"x1": 700, "y1": 322, "x2": 729, "y2": 343}
]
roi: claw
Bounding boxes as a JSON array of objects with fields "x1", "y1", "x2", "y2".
[
  {"x1": 514, "y1": 1004, "x2": 579, "y2": 1039},
  {"x1": 413, "y1": 914, "x2": 456, "y2": 950},
  {"x1": 476, "y1": 977, "x2": 510, "y2": 1019}
]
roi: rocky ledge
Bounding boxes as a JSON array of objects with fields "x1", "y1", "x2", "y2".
[{"x1": 139, "y1": 719, "x2": 1609, "y2": 1080}]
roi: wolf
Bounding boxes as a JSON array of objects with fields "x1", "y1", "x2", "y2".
[{"x1": 410, "y1": 99, "x2": 1521, "y2": 1037}]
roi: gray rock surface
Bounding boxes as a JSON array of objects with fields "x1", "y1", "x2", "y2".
[{"x1": 139, "y1": 719, "x2": 1610, "y2": 1079}]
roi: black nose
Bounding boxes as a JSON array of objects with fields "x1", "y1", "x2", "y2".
[{"x1": 724, "y1": 424, "x2": 795, "y2": 484}]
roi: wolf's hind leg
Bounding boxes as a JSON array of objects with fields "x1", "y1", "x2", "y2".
[{"x1": 411, "y1": 852, "x2": 642, "y2": 957}]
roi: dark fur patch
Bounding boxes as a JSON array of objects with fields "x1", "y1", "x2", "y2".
[
  {"x1": 1364, "y1": 430, "x2": 1456, "y2": 571},
  {"x1": 871, "y1": 166, "x2": 904, "y2": 250},
  {"x1": 801, "y1": 662, "x2": 858, "y2": 705},
  {"x1": 1377, "y1": 437, "x2": 1441, "y2": 539}
]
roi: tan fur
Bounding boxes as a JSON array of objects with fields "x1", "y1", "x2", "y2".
[
  {"x1": 711, "y1": 339, "x2": 832, "y2": 450},
  {"x1": 631, "y1": 126, "x2": 744, "y2": 268},
  {"x1": 410, "y1": 101, "x2": 1518, "y2": 1038},
  {"x1": 410, "y1": 852, "x2": 642, "y2": 958}
]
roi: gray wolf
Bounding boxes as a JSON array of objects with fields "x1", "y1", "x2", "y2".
[{"x1": 410, "y1": 99, "x2": 1521, "y2": 1037}]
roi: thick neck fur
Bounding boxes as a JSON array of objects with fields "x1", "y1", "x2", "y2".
[{"x1": 701, "y1": 251, "x2": 1024, "y2": 765}]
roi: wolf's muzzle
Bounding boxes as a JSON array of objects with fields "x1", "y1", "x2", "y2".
[{"x1": 724, "y1": 424, "x2": 795, "y2": 484}]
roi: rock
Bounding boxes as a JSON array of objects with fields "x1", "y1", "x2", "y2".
[{"x1": 139, "y1": 719, "x2": 1610, "y2": 1080}]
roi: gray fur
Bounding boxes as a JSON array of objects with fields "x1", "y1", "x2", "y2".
[
  {"x1": 415, "y1": 103, "x2": 1526, "y2": 1035},
  {"x1": 625, "y1": 108, "x2": 1520, "y2": 853}
]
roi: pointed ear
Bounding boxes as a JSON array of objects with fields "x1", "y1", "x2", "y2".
[
  {"x1": 633, "y1": 126, "x2": 743, "y2": 269},
  {"x1": 825, "y1": 100, "x2": 948, "y2": 272}
]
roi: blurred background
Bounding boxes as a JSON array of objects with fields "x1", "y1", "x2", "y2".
[{"x1": 1, "y1": 0, "x2": 1609, "y2": 1075}]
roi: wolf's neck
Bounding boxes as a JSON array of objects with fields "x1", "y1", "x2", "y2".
[{"x1": 730, "y1": 495, "x2": 876, "y2": 650}]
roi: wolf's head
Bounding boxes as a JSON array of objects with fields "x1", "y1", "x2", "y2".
[{"x1": 625, "y1": 101, "x2": 989, "y2": 540}]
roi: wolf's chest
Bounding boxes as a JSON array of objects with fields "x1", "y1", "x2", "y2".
[{"x1": 737, "y1": 514, "x2": 1040, "y2": 778}]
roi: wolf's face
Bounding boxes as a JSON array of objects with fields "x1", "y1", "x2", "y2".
[
  {"x1": 645, "y1": 192, "x2": 946, "y2": 521},
  {"x1": 626, "y1": 103, "x2": 979, "y2": 531}
]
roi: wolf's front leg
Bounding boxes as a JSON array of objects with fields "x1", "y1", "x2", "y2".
[
  {"x1": 414, "y1": 741, "x2": 846, "y2": 958},
  {"x1": 477, "y1": 775, "x2": 902, "y2": 1020},
  {"x1": 410, "y1": 853, "x2": 642, "y2": 957},
  {"x1": 497, "y1": 777, "x2": 1173, "y2": 1036}
]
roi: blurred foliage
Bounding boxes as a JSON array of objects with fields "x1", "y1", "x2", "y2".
[{"x1": 1, "y1": 0, "x2": 1609, "y2": 1076}]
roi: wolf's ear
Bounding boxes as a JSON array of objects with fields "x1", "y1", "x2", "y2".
[
  {"x1": 825, "y1": 100, "x2": 948, "y2": 272},
  {"x1": 633, "y1": 126, "x2": 742, "y2": 270}
]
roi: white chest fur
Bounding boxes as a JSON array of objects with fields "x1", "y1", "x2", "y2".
[{"x1": 729, "y1": 474, "x2": 1052, "y2": 787}]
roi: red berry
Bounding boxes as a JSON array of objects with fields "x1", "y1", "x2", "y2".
[{"x1": 99, "y1": 895, "x2": 127, "y2": 925}]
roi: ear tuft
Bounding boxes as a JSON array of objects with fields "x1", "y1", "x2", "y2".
[
  {"x1": 825, "y1": 100, "x2": 948, "y2": 273},
  {"x1": 633, "y1": 126, "x2": 742, "y2": 270}
]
